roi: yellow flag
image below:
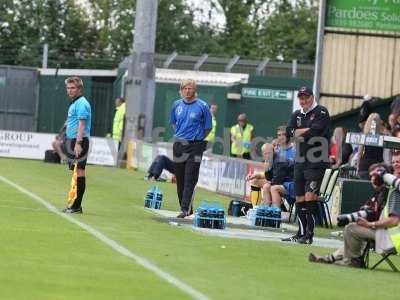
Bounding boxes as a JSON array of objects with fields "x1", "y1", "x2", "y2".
[{"x1": 67, "y1": 163, "x2": 78, "y2": 207}]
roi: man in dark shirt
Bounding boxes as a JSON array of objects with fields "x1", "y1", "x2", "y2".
[{"x1": 282, "y1": 86, "x2": 330, "y2": 244}]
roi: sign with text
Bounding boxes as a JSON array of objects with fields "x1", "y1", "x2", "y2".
[
  {"x1": 197, "y1": 156, "x2": 219, "y2": 192},
  {"x1": 87, "y1": 137, "x2": 118, "y2": 166},
  {"x1": 0, "y1": 130, "x2": 118, "y2": 166},
  {"x1": 241, "y1": 87, "x2": 293, "y2": 100},
  {"x1": 217, "y1": 159, "x2": 247, "y2": 197},
  {"x1": 346, "y1": 132, "x2": 384, "y2": 147},
  {"x1": 0, "y1": 131, "x2": 53, "y2": 160},
  {"x1": 326, "y1": 0, "x2": 400, "y2": 32}
]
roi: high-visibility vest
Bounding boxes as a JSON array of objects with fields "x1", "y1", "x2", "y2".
[
  {"x1": 384, "y1": 188, "x2": 400, "y2": 253},
  {"x1": 230, "y1": 123, "x2": 253, "y2": 155},
  {"x1": 112, "y1": 103, "x2": 126, "y2": 142},
  {"x1": 205, "y1": 115, "x2": 217, "y2": 142}
]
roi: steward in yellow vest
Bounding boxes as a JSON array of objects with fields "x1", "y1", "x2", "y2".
[
  {"x1": 230, "y1": 113, "x2": 254, "y2": 160},
  {"x1": 205, "y1": 104, "x2": 218, "y2": 143},
  {"x1": 112, "y1": 97, "x2": 126, "y2": 143},
  {"x1": 381, "y1": 187, "x2": 400, "y2": 253}
]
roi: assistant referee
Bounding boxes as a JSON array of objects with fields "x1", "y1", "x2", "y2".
[
  {"x1": 61, "y1": 76, "x2": 92, "y2": 214},
  {"x1": 282, "y1": 87, "x2": 330, "y2": 244},
  {"x1": 170, "y1": 79, "x2": 212, "y2": 218}
]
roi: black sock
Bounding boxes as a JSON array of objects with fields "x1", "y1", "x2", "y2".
[
  {"x1": 72, "y1": 177, "x2": 86, "y2": 209},
  {"x1": 296, "y1": 202, "x2": 307, "y2": 236},
  {"x1": 305, "y1": 201, "x2": 318, "y2": 236}
]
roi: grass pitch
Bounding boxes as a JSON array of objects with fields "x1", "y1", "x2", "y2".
[{"x1": 0, "y1": 158, "x2": 399, "y2": 300}]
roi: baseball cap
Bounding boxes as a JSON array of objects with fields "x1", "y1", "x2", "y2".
[{"x1": 297, "y1": 86, "x2": 313, "y2": 97}]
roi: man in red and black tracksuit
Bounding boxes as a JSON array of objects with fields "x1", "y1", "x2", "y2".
[{"x1": 282, "y1": 87, "x2": 330, "y2": 244}]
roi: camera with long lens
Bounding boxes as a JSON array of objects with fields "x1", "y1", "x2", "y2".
[
  {"x1": 337, "y1": 206, "x2": 374, "y2": 227},
  {"x1": 382, "y1": 173, "x2": 400, "y2": 190},
  {"x1": 337, "y1": 170, "x2": 400, "y2": 227}
]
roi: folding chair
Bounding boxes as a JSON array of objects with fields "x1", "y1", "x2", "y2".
[
  {"x1": 362, "y1": 240, "x2": 399, "y2": 272},
  {"x1": 370, "y1": 249, "x2": 399, "y2": 272},
  {"x1": 316, "y1": 169, "x2": 339, "y2": 228},
  {"x1": 338, "y1": 164, "x2": 357, "y2": 179}
]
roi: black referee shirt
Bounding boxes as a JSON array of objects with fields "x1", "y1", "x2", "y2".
[{"x1": 287, "y1": 104, "x2": 330, "y2": 168}]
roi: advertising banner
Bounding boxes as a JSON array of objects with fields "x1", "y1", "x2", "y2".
[
  {"x1": 197, "y1": 155, "x2": 219, "y2": 192},
  {"x1": 0, "y1": 130, "x2": 54, "y2": 160},
  {"x1": 87, "y1": 137, "x2": 118, "y2": 166},
  {"x1": 326, "y1": 0, "x2": 400, "y2": 32},
  {"x1": 217, "y1": 159, "x2": 247, "y2": 197},
  {"x1": 137, "y1": 143, "x2": 154, "y2": 171},
  {"x1": 0, "y1": 130, "x2": 118, "y2": 166}
]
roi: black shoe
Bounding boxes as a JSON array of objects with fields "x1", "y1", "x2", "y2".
[
  {"x1": 281, "y1": 234, "x2": 301, "y2": 242},
  {"x1": 350, "y1": 257, "x2": 365, "y2": 268},
  {"x1": 176, "y1": 211, "x2": 189, "y2": 218},
  {"x1": 62, "y1": 207, "x2": 82, "y2": 214},
  {"x1": 297, "y1": 234, "x2": 313, "y2": 244}
]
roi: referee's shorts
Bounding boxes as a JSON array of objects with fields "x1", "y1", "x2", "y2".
[
  {"x1": 294, "y1": 163, "x2": 325, "y2": 197},
  {"x1": 61, "y1": 137, "x2": 90, "y2": 170}
]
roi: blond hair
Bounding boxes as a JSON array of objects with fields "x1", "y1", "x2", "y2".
[
  {"x1": 363, "y1": 113, "x2": 383, "y2": 134},
  {"x1": 65, "y1": 76, "x2": 84, "y2": 91},
  {"x1": 180, "y1": 79, "x2": 196, "y2": 91}
]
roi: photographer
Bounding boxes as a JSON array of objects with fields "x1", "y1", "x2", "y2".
[{"x1": 309, "y1": 155, "x2": 400, "y2": 268}]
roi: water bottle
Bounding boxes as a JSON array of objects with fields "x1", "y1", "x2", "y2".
[
  {"x1": 217, "y1": 209, "x2": 225, "y2": 229},
  {"x1": 265, "y1": 207, "x2": 272, "y2": 227},
  {"x1": 243, "y1": 141, "x2": 251, "y2": 150},
  {"x1": 144, "y1": 186, "x2": 155, "y2": 208}
]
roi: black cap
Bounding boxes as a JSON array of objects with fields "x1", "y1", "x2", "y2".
[{"x1": 297, "y1": 86, "x2": 313, "y2": 97}]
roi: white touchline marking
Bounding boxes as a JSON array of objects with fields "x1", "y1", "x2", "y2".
[{"x1": 0, "y1": 175, "x2": 209, "y2": 300}]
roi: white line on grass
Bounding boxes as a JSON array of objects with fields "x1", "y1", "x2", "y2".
[{"x1": 0, "y1": 175, "x2": 209, "y2": 300}]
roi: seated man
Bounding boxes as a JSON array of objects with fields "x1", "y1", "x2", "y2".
[
  {"x1": 145, "y1": 154, "x2": 175, "y2": 181},
  {"x1": 246, "y1": 143, "x2": 274, "y2": 207},
  {"x1": 51, "y1": 122, "x2": 67, "y2": 162},
  {"x1": 309, "y1": 156, "x2": 400, "y2": 268},
  {"x1": 268, "y1": 126, "x2": 295, "y2": 208}
]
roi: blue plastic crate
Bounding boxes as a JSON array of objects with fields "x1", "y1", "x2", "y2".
[
  {"x1": 144, "y1": 186, "x2": 163, "y2": 209},
  {"x1": 250, "y1": 205, "x2": 281, "y2": 228},
  {"x1": 194, "y1": 201, "x2": 226, "y2": 229}
]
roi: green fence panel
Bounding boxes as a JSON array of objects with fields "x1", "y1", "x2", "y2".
[
  {"x1": 37, "y1": 76, "x2": 93, "y2": 133},
  {"x1": 38, "y1": 75, "x2": 115, "y2": 137}
]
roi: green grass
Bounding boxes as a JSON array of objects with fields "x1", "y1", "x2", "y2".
[{"x1": 0, "y1": 158, "x2": 399, "y2": 300}]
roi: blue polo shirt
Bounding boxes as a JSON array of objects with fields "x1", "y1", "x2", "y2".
[
  {"x1": 170, "y1": 98, "x2": 212, "y2": 141},
  {"x1": 66, "y1": 96, "x2": 92, "y2": 139}
]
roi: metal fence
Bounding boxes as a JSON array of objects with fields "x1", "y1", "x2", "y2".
[{"x1": 155, "y1": 54, "x2": 314, "y2": 80}]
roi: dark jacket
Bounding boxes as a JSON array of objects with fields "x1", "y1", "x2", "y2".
[{"x1": 287, "y1": 104, "x2": 330, "y2": 168}]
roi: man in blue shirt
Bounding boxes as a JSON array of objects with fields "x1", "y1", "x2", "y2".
[
  {"x1": 61, "y1": 76, "x2": 92, "y2": 214},
  {"x1": 170, "y1": 79, "x2": 212, "y2": 218}
]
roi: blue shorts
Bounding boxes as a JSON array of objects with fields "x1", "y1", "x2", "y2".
[{"x1": 282, "y1": 181, "x2": 296, "y2": 204}]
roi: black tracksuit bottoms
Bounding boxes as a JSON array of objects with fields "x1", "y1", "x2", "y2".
[{"x1": 173, "y1": 140, "x2": 207, "y2": 213}]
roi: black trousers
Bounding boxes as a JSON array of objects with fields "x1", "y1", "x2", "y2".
[
  {"x1": 148, "y1": 155, "x2": 175, "y2": 179},
  {"x1": 173, "y1": 140, "x2": 207, "y2": 213}
]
